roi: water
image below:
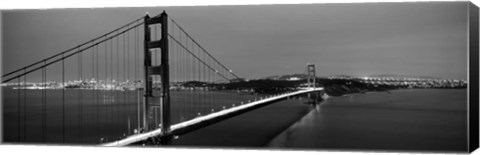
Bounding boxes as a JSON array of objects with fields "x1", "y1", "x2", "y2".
[
  {"x1": 2, "y1": 88, "x2": 468, "y2": 152},
  {"x1": 267, "y1": 89, "x2": 468, "y2": 152},
  {"x1": 2, "y1": 87, "x2": 262, "y2": 144},
  {"x1": 171, "y1": 97, "x2": 311, "y2": 147}
]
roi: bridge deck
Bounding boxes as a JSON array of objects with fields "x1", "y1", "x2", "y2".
[{"x1": 101, "y1": 87, "x2": 324, "y2": 147}]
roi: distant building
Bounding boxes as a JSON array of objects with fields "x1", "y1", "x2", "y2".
[{"x1": 287, "y1": 77, "x2": 301, "y2": 81}]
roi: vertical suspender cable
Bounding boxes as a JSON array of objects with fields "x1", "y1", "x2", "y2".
[
  {"x1": 91, "y1": 44, "x2": 95, "y2": 142},
  {"x1": 203, "y1": 49, "x2": 206, "y2": 114},
  {"x1": 92, "y1": 43, "x2": 96, "y2": 142},
  {"x1": 208, "y1": 52, "x2": 211, "y2": 113},
  {"x1": 116, "y1": 34, "x2": 121, "y2": 132},
  {"x1": 202, "y1": 44, "x2": 205, "y2": 114},
  {"x1": 197, "y1": 44, "x2": 200, "y2": 114},
  {"x1": 196, "y1": 43, "x2": 200, "y2": 114},
  {"x1": 23, "y1": 69, "x2": 26, "y2": 142},
  {"x1": 191, "y1": 41, "x2": 195, "y2": 116},
  {"x1": 172, "y1": 24, "x2": 178, "y2": 124},
  {"x1": 110, "y1": 38, "x2": 114, "y2": 138},
  {"x1": 41, "y1": 65, "x2": 44, "y2": 142},
  {"x1": 203, "y1": 46, "x2": 206, "y2": 114},
  {"x1": 62, "y1": 53, "x2": 65, "y2": 143},
  {"x1": 123, "y1": 31, "x2": 127, "y2": 130},
  {"x1": 79, "y1": 47, "x2": 83, "y2": 143},
  {"x1": 200, "y1": 47, "x2": 203, "y2": 114},
  {"x1": 128, "y1": 29, "x2": 132, "y2": 134},
  {"x1": 75, "y1": 51, "x2": 79, "y2": 143},
  {"x1": 115, "y1": 35, "x2": 120, "y2": 136},
  {"x1": 17, "y1": 77, "x2": 20, "y2": 141},
  {"x1": 186, "y1": 36, "x2": 190, "y2": 119},
  {"x1": 179, "y1": 29, "x2": 183, "y2": 121},
  {"x1": 123, "y1": 31, "x2": 131, "y2": 133},
  {"x1": 197, "y1": 43, "x2": 201, "y2": 115},
  {"x1": 197, "y1": 42, "x2": 200, "y2": 116},
  {"x1": 190, "y1": 36, "x2": 194, "y2": 118},
  {"x1": 96, "y1": 44, "x2": 99, "y2": 142},
  {"x1": 43, "y1": 61, "x2": 46, "y2": 142},
  {"x1": 104, "y1": 39, "x2": 109, "y2": 141},
  {"x1": 41, "y1": 63, "x2": 44, "y2": 142},
  {"x1": 109, "y1": 36, "x2": 113, "y2": 138},
  {"x1": 116, "y1": 33, "x2": 120, "y2": 135},
  {"x1": 134, "y1": 23, "x2": 138, "y2": 132},
  {"x1": 191, "y1": 41, "x2": 195, "y2": 117},
  {"x1": 136, "y1": 25, "x2": 140, "y2": 131}
]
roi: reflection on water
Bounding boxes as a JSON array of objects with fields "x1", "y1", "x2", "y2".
[
  {"x1": 268, "y1": 89, "x2": 467, "y2": 152},
  {"x1": 2, "y1": 87, "x2": 469, "y2": 151},
  {"x1": 2, "y1": 87, "x2": 261, "y2": 144}
]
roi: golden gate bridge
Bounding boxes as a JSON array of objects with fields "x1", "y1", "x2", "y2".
[{"x1": 2, "y1": 11, "x2": 323, "y2": 146}]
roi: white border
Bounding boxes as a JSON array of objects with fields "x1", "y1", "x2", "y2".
[
  {"x1": 0, "y1": 0, "x2": 472, "y2": 10},
  {"x1": 1, "y1": 1, "x2": 479, "y2": 155}
]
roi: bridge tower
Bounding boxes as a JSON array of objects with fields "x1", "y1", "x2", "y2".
[
  {"x1": 307, "y1": 64, "x2": 316, "y2": 88},
  {"x1": 143, "y1": 11, "x2": 171, "y2": 143}
]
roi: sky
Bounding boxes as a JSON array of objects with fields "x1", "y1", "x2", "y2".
[{"x1": 1, "y1": 2, "x2": 469, "y2": 81}]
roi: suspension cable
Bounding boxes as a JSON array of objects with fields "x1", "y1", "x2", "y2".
[
  {"x1": 168, "y1": 35, "x2": 230, "y2": 81},
  {"x1": 168, "y1": 17, "x2": 240, "y2": 80}
]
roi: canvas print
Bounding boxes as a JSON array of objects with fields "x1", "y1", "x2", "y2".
[{"x1": 1, "y1": 1, "x2": 478, "y2": 153}]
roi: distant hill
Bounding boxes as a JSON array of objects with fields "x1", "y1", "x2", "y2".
[
  {"x1": 365, "y1": 74, "x2": 444, "y2": 80},
  {"x1": 263, "y1": 73, "x2": 309, "y2": 81},
  {"x1": 260, "y1": 73, "x2": 451, "y2": 81}
]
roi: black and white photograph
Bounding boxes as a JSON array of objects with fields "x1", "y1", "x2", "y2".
[{"x1": 1, "y1": 1, "x2": 479, "y2": 154}]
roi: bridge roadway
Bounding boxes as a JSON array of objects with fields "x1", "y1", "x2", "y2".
[{"x1": 101, "y1": 87, "x2": 324, "y2": 146}]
